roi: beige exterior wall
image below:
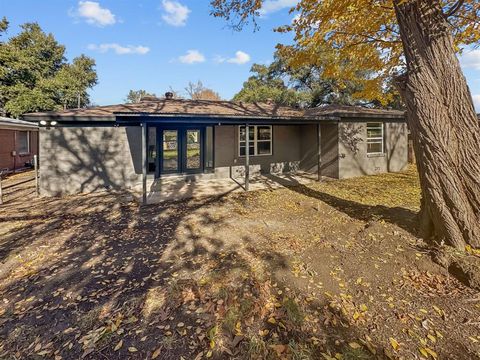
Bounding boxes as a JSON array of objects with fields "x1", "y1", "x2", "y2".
[
  {"x1": 39, "y1": 126, "x2": 142, "y2": 196},
  {"x1": 338, "y1": 121, "x2": 408, "y2": 178}
]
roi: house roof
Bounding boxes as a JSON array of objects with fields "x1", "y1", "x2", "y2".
[
  {"x1": 23, "y1": 99, "x2": 309, "y2": 121},
  {"x1": 305, "y1": 104, "x2": 405, "y2": 119},
  {"x1": 0, "y1": 117, "x2": 38, "y2": 130},
  {"x1": 22, "y1": 98, "x2": 406, "y2": 123}
]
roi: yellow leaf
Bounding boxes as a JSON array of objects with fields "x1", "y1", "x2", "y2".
[
  {"x1": 359, "y1": 304, "x2": 368, "y2": 312},
  {"x1": 114, "y1": 340, "x2": 123, "y2": 351},
  {"x1": 425, "y1": 347, "x2": 438, "y2": 359},
  {"x1": 321, "y1": 353, "x2": 336, "y2": 360},
  {"x1": 206, "y1": 350, "x2": 213, "y2": 358},
  {"x1": 419, "y1": 348, "x2": 429, "y2": 358},
  {"x1": 267, "y1": 317, "x2": 277, "y2": 324},
  {"x1": 128, "y1": 347, "x2": 138, "y2": 353},
  {"x1": 152, "y1": 346, "x2": 162, "y2": 359},
  {"x1": 389, "y1": 337, "x2": 399, "y2": 351},
  {"x1": 427, "y1": 334, "x2": 436, "y2": 343},
  {"x1": 349, "y1": 342, "x2": 361, "y2": 349}
]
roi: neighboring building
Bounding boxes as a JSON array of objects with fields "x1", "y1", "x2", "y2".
[
  {"x1": 0, "y1": 117, "x2": 39, "y2": 172},
  {"x1": 23, "y1": 96, "x2": 408, "y2": 198}
]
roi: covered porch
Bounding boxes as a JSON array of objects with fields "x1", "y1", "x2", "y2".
[{"x1": 118, "y1": 116, "x2": 330, "y2": 204}]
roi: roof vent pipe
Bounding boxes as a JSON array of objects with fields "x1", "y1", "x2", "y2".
[{"x1": 165, "y1": 92, "x2": 174, "y2": 100}]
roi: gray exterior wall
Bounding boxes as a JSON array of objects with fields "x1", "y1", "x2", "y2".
[
  {"x1": 214, "y1": 125, "x2": 306, "y2": 178},
  {"x1": 338, "y1": 121, "x2": 408, "y2": 178},
  {"x1": 38, "y1": 121, "x2": 408, "y2": 196},
  {"x1": 297, "y1": 124, "x2": 339, "y2": 178},
  {"x1": 39, "y1": 126, "x2": 142, "y2": 196}
]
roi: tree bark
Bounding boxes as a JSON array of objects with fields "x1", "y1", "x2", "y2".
[{"x1": 394, "y1": 0, "x2": 480, "y2": 249}]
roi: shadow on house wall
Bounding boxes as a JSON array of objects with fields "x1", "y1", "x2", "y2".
[
  {"x1": 40, "y1": 126, "x2": 142, "y2": 196},
  {"x1": 338, "y1": 122, "x2": 408, "y2": 178}
]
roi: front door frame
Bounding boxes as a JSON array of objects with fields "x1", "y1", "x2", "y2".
[{"x1": 155, "y1": 125, "x2": 205, "y2": 178}]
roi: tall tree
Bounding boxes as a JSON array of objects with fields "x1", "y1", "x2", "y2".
[
  {"x1": 54, "y1": 55, "x2": 98, "y2": 109},
  {"x1": 125, "y1": 89, "x2": 157, "y2": 103},
  {"x1": 0, "y1": 17, "x2": 8, "y2": 36},
  {"x1": 0, "y1": 21, "x2": 97, "y2": 117},
  {"x1": 185, "y1": 81, "x2": 222, "y2": 101},
  {"x1": 233, "y1": 51, "x2": 400, "y2": 108},
  {"x1": 211, "y1": 0, "x2": 480, "y2": 250},
  {"x1": 233, "y1": 62, "x2": 304, "y2": 106}
]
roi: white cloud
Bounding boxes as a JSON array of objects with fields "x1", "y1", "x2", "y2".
[
  {"x1": 76, "y1": 1, "x2": 116, "y2": 26},
  {"x1": 178, "y1": 50, "x2": 205, "y2": 64},
  {"x1": 473, "y1": 94, "x2": 480, "y2": 111},
  {"x1": 213, "y1": 55, "x2": 227, "y2": 64},
  {"x1": 88, "y1": 43, "x2": 150, "y2": 55},
  {"x1": 161, "y1": 0, "x2": 190, "y2": 26},
  {"x1": 259, "y1": 0, "x2": 298, "y2": 15},
  {"x1": 460, "y1": 49, "x2": 480, "y2": 70},
  {"x1": 227, "y1": 51, "x2": 251, "y2": 65}
]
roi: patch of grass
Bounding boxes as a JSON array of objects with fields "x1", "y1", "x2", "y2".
[
  {"x1": 341, "y1": 346, "x2": 373, "y2": 360},
  {"x1": 246, "y1": 335, "x2": 267, "y2": 360},
  {"x1": 142, "y1": 286, "x2": 166, "y2": 318},
  {"x1": 314, "y1": 165, "x2": 421, "y2": 210},
  {"x1": 288, "y1": 340, "x2": 314, "y2": 360},
  {"x1": 239, "y1": 297, "x2": 254, "y2": 317},
  {"x1": 217, "y1": 286, "x2": 230, "y2": 302},
  {"x1": 283, "y1": 297, "x2": 304, "y2": 326},
  {"x1": 222, "y1": 307, "x2": 240, "y2": 334},
  {"x1": 77, "y1": 307, "x2": 102, "y2": 331}
]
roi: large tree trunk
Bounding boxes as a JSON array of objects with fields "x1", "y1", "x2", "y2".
[{"x1": 393, "y1": 0, "x2": 480, "y2": 249}]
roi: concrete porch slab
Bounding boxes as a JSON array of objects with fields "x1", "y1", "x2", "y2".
[{"x1": 134, "y1": 172, "x2": 318, "y2": 204}]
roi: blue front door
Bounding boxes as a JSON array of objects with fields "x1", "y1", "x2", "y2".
[{"x1": 158, "y1": 127, "x2": 203, "y2": 175}]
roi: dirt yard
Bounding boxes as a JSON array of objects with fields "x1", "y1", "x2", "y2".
[{"x1": 0, "y1": 167, "x2": 479, "y2": 360}]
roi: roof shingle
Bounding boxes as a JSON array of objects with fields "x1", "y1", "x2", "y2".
[{"x1": 23, "y1": 98, "x2": 405, "y2": 121}]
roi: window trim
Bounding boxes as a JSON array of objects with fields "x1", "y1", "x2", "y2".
[
  {"x1": 238, "y1": 125, "x2": 273, "y2": 157},
  {"x1": 366, "y1": 122, "x2": 385, "y2": 155},
  {"x1": 17, "y1": 130, "x2": 30, "y2": 155}
]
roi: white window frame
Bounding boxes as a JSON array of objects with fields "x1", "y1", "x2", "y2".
[
  {"x1": 366, "y1": 122, "x2": 384, "y2": 155},
  {"x1": 238, "y1": 125, "x2": 272, "y2": 157},
  {"x1": 17, "y1": 131, "x2": 30, "y2": 155}
]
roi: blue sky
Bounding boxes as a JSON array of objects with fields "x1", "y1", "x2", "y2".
[{"x1": 1, "y1": 0, "x2": 480, "y2": 110}]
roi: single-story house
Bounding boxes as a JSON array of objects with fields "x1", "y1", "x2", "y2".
[
  {"x1": 22, "y1": 94, "x2": 408, "y2": 202},
  {"x1": 0, "y1": 117, "x2": 39, "y2": 172}
]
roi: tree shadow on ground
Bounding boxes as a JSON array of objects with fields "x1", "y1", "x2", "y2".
[
  {"x1": 264, "y1": 173, "x2": 419, "y2": 236},
  {"x1": 0, "y1": 189, "x2": 398, "y2": 359}
]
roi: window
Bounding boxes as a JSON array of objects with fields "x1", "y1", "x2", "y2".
[
  {"x1": 17, "y1": 131, "x2": 30, "y2": 154},
  {"x1": 239, "y1": 125, "x2": 272, "y2": 156},
  {"x1": 366, "y1": 123, "x2": 384, "y2": 154}
]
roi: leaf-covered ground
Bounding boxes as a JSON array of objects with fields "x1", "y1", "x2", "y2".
[{"x1": 0, "y1": 166, "x2": 479, "y2": 359}]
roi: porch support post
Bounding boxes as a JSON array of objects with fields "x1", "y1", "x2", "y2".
[
  {"x1": 245, "y1": 123, "x2": 250, "y2": 191},
  {"x1": 317, "y1": 123, "x2": 322, "y2": 182},
  {"x1": 142, "y1": 122, "x2": 147, "y2": 205}
]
